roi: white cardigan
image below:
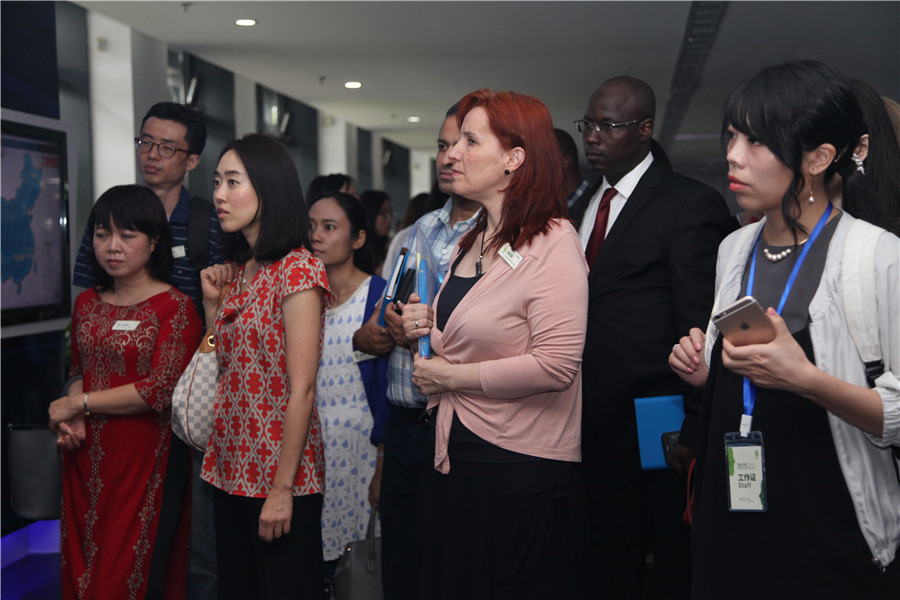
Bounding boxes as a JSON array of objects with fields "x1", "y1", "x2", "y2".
[{"x1": 703, "y1": 212, "x2": 900, "y2": 569}]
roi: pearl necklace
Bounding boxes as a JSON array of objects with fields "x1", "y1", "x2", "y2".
[{"x1": 763, "y1": 236, "x2": 808, "y2": 263}]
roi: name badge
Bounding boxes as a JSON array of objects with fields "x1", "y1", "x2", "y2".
[
  {"x1": 498, "y1": 243, "x2": 523, "y2": 269},
  {"x1": 112, "y1": 320, "x2": 140, "y2": 331},
  {"x1": 724, "y1": 431, "x2": 767, "y2": 512},
  {"x1": 172, "y1": 245, "x2": 187, "y2": 259}
]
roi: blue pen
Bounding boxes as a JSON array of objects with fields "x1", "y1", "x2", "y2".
[{"x1": 417, "y1": 253, "x2": 431, "y2": 358}]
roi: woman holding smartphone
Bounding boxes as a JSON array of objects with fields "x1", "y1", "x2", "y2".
[
  {"x1": 669, "y1": 61, "x2": 899, "y2": 596},
  {"x1": 200, "y1": 134, "x2": 332, "y2": 599}
]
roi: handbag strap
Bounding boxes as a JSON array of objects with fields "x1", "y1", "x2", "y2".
[
  {"x1": 365, "y1": 506, "x2": 378, "y2": 574},
  {"x1": 199, "y1": 282, "x2": 233, "y2": 354}
]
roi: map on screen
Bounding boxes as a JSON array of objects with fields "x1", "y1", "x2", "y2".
[{"x1": 1, "y1": 129, "x2": 68, "y2": 315}]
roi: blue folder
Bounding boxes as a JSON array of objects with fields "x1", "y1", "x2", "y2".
[{"x1": 634, "y1": 395, "x2": 684, "y2": 470}]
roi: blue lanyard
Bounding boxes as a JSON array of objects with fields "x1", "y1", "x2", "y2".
[{"x1": 740, "y1": 203, "x2": 833, "y2": 422}]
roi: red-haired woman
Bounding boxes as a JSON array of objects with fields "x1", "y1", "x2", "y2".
[{"x1": 401, "y1": 90, "x2": 589, "y2": 598}]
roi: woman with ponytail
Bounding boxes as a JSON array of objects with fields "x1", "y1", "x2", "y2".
[{"x1": 669, "y1": 61, "x2": 900, "y2": 597}]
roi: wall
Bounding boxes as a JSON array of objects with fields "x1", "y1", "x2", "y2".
[{"x1": 87, "y1": 11, "x2": 136, "y2": 196}]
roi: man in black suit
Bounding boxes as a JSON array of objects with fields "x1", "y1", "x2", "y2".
[{"x1": 573, "y1": 76, "x2": 736, "y2": 599}]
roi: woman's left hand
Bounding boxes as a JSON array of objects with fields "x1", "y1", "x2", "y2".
[
  {"x1": 399, "y1": 294, "x2": 433, "y2": 345},
  {"x1": 258, "y1": 487, "x2": 293, "y2": 542},
  {"x1": 412, "y1": 353, "x2": 455, "y2": 396},
  {"x1": 49, "y1": 394, "x2": 81, "y2": 433},
  {"x1": 722, "y1": 308, "x2": 813, "y2": 392}
]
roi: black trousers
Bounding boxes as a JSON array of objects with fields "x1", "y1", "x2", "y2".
[
  {"x1": 582, "y1": 422, "x2": 691, "y2": 600},
  {"x1": 214, "y1": 487, "x2": 323, "y2": 600},
  {"x1": 379, "y1": 406, "x2": 431, "y2": 599}
]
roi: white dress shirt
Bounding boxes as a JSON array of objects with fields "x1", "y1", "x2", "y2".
[{"x1": 578, "y1": 152, "x2": 655, "y2": 250}]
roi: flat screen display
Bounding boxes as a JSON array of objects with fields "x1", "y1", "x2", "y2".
[{"x1": 1, "y1": 120, "x2": 70, "y2": 326}]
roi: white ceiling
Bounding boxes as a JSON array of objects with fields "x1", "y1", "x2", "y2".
[{"x1": 76, "y1": 1, "x2": 900, "y2": 170}]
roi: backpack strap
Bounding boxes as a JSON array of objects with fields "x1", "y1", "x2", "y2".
[
  {"x1": 187, "y1": 195, "x2": 214, "y2": 272},
  {"x1": 841, "y1": 219, "x2": 885, "y2": 388}
]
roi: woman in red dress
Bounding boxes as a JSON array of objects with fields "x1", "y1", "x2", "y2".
[{"x1": 50, "y1": 185, "x2": 203, "y2": 599}]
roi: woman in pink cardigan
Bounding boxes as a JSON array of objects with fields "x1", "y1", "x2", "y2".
[{"x1": 401, "y1": 89, "x2": 590, "y2": 599}]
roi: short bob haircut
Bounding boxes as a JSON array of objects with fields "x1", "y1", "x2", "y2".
[
  {"x1": 723, "y1": 60, "x2": 888, "y2": 237},
  {"x1": 87, "y1": 185, "x2": 173, "y2": 291},
  {"x1": 309, "y1": 192, "x2": 375, "y2": 274},
  {"x1": 141, "y1": 102, "x2": 207, "y2": 156},
  {"x1": 217, "y1": 133, "x2": 311, "y2": 262},
  {"x1": 454, "y1": 89, "x2": 568, "y2": 255}
]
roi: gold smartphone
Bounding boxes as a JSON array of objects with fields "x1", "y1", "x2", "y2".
[{"x1": 712, "y1": 296, "x2": 776, "y2": 346}]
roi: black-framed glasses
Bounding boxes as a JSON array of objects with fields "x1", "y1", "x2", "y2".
[
  {"x1": 135, "y1": 137, "x2": 190, "y2": 158},
  {"x1": 574, "y1": 118, "x2": 644, "y2": 135}
]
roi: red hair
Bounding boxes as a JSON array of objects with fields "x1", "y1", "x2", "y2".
[{"x1": 455, "y1": 89, "x2": 568, "y2": 254}]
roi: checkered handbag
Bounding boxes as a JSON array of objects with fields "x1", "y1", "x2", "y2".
[
  {"x1": 172, "y1": 282, "x2": 230, "y2": 452},
  {"x1": 171, "y1": 330, "x2": 218, "y2": 451}
]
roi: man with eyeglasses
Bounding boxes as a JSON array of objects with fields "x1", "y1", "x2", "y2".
[
  {"x1": 571, "y1": 76, "x2": 735, "y2": 599},
  {"x1": 73, "y1": 102, "x2": 222, "y2": 319},
  {"x1": 71, "y1": 101, "x2": 222, "y2": 600}
]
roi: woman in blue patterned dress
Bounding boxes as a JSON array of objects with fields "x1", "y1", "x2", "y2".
[{"x1": 307, "y1": 192, "x2": 390, "y2": 567}]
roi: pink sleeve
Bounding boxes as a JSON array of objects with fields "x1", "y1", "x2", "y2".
[{"x1": 479, "y1": 226, "x2": 589, "y2": 398}]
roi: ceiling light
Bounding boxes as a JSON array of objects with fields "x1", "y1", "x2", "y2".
[
  {"x1": 235, "y1": 19, "x2": 256, "y2": 27},
  {"x1": 344, "y1": 81, "x2": 362, "y2": 89},
  {"x1": 407, "y1": 116, "x2": 421, "y2": 123}
]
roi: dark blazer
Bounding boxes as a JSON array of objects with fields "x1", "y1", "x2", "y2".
[{"x1": 576, "y1": 151, "x2": 737, "y2": 450}]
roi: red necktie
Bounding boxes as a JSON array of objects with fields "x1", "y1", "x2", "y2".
[{"x1": 585, "y1": 187, "x2": 617, "y2": 267}]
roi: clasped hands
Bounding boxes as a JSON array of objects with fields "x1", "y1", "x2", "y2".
[{"x1": 49, "y1": 393, "x2": 86, "y2": 452}]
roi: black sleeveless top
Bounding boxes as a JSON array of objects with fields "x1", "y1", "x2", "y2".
[{"x1": 691, "y1": 214, "x2": 900, "y2": 597}]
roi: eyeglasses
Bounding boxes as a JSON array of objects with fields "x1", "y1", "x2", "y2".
[
  {"x1": 135, "y1": 137, "x2": 190, "y2": 158},
  {"x1": 574, "y1": 118, "x2": 644, "y2": 135}
]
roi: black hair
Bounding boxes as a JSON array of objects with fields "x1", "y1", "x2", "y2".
[
  {"x1": 310, "y1": 192, "x2": 375, "y2": 274},
  {"x1": 400, "y1": 193, "x2": 431, "y2": 230},
  {"x1": 306, "y1": 173, "x2": 354, "y2": 203},
  {"x1": 554, "y1": 127, "x2": 579, "y2": 164},
  {"x1": 141, "y1": 102, "x2": 207, "y2": 155},
  {"x1": 359, "y1": 189, "x2": 391, "y2": 268},
  {"x1": 217, "y1": 133, "x2": 311, "y2": 262},
  {"x1": 87, "y1": 185, "x2": 173, "y2": 291},
  {"x1": 425, "y1": 180, "x2": 450, "y2": 214},
  {"x1": 446, "y1": 103, "x2": 460, "y2": 118},
  {"x1": 850, "y1": 79, "x2": 900, "y2": 235},
  {"x1": 723, "y1": 60, "x2": 889, "y2": 237}
]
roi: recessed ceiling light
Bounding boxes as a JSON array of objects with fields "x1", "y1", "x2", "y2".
[
  {"x1": 407, "y1": 116, "x2": 421, "y2": 123},
  {"x1": 344, "y1": 81, "x2": 362, "y2": 89},
  {"x1": 235, "y1": 19, "x2": 256, "y2": 27}
]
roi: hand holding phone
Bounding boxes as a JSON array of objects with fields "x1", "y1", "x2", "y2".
[{"x1": 712, "y1": 296, "x2": 775, "y2": 346}]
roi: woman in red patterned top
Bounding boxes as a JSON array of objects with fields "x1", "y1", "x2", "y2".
[
  {"x1": 49, "y1": 185, "x2": 203, "y2": 599},
  {"x1": 199, "y1": 134, "x2": 333, "y2": 599}
]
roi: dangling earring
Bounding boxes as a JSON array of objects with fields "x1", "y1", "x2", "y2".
[
  {"x1": 504, "y1": 169, "x2": 510, "y2": 175},
  {"x1": 851, "y1": 153, "x2": 866, "y2": 174},
  {"x1": 808, "y1": 185, "x2": 815, "y2": 204}
]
